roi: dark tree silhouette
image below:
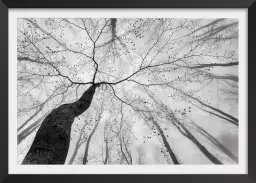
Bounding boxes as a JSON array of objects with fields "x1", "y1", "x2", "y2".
[{"x1": 22, "y1": 84, "x2": 99, "y2": 164}]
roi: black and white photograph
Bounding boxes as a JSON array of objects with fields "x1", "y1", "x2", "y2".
[{"x1": 9, "y1": 9, "x2": 246, "y2": 173}]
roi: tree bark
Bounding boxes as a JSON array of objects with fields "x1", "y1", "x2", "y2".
[{"x1": 22, "y1": 84, "x2": 98, "y2": 164}]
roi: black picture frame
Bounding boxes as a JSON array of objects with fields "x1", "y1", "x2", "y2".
[{"x1": 0, "y1": 0, "x2": 254, "y2": 183}]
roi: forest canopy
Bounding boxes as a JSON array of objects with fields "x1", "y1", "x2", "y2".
[{"x1": 17, "y1": 18, "x2": 238, "y2": 165}]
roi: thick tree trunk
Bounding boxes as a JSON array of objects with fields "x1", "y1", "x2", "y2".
[{"x1": 22, "y1": 84, "x2": 98, "y2": 164}]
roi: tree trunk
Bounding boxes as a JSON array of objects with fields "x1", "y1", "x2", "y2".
[
  {"x1": 192, "y1": 103, "x2": 238, "y2": 125},
  {"x1": 111, "y1": 18, "x2": 117, "y2": 40},
  {"x1": 173, "y1": 86, "x2": 238, "y2": 125},
  {"x1": 103, "y1": 126, "x2": 109, "y2": 165},
  {"x1": 119, "y1": 136, "x2": 130, "y2": 165},
  {"x1": 192, "y1": 122, "x2": 238, "y2": 163},
  {"x1": 151, "y1": 118, "x2": 180, "y2": 165},
  {"x1": 104, "y1": 140, "x2": 108, "y2": 165},
  {"x1": 82, "y1": 117, "x2": 100, "y2": 164},
  {"x1": 68, "y1": 124, "x2": 87, "y2": 165},
  {"x1": 122, "y1": 138, "x2": 132, "y2": 164},
  {"x1": 177, "y1": 123, "x2": 223, "y2": 164},
  {"x1": 22, "y1": 84, "x2": 97, "y2": 164},
  {"x1": 138, "y1": 110, "x2": 180, "y2": 164},
  {"x1": 68, "y1": 137, "x2": 83, "y2": 165},
  {"x1": 18, "y1": 112, "x2": 49, "y2": 144},
  {"x1": 18, "y1": 105, "x2": 44, "y2": 132},
  {"x1": 188, "y1": 62, "x2": 238, "y2": 69}
]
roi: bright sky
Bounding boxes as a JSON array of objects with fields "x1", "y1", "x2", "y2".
[{"x1": 17, "y1": 17, "x2": 239, "y2": 166}]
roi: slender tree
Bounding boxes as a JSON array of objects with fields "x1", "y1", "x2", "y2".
[
  {"x1": 189, "y1": 120, "x2": 238, "y2": 163},
  {"x1": 82, "y1": 106, "x2": 103, "y2": 164},
  {"x1": 68, "y1": 123, "x2": 87, "y2": 164},
  {"x1": 138, "y1": 111, "x2": 180, "y2": 164}
]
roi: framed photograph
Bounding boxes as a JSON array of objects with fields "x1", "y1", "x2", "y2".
[{"x1": 1, "y1": 0, "x2": 254, "y2": 182}]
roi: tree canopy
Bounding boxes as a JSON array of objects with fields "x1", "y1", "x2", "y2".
[{"x1": 17, "y1": 18, "x2": 238, "y2": 165}]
